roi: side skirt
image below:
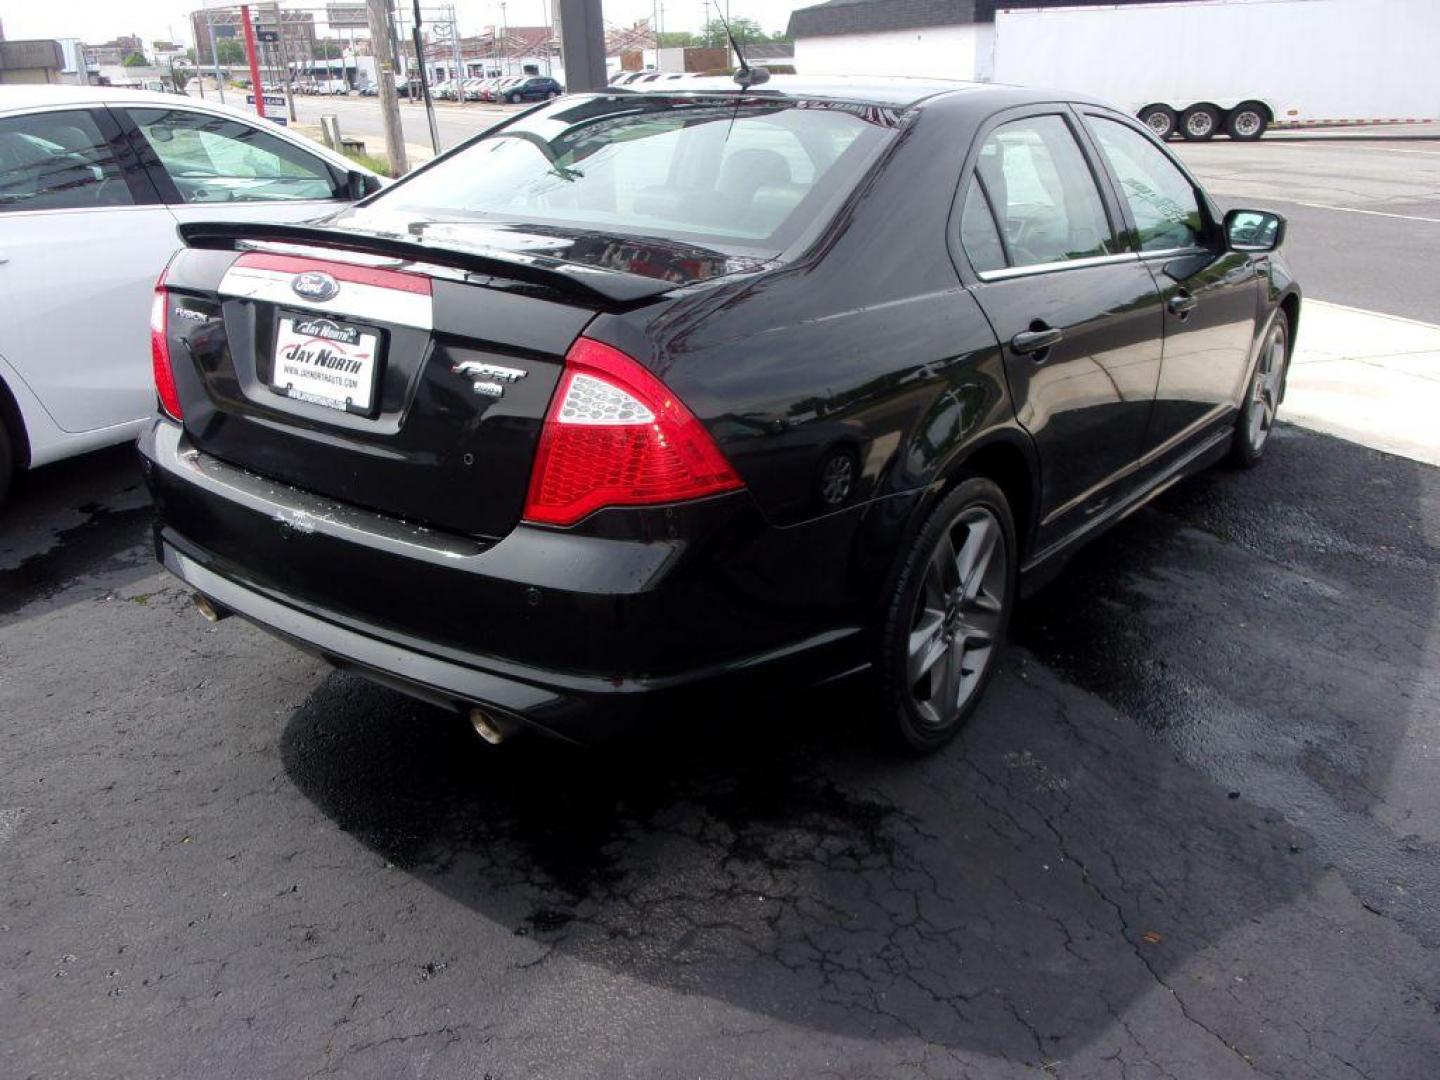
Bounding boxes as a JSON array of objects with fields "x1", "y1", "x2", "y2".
[{"x1": 1018, "y1": 425, "x2": 1233, "y2": 597}]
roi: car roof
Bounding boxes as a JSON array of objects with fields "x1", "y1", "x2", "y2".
[{"x1": 616, "y1": 74, "x2": 987, "y2": 108}]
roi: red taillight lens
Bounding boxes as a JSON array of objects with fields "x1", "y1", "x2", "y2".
[
  {"x1": 150, "y1": 285, "x2": 183, "y2": 421},
  {"x1": 523, "y1": 337, "x2": 743, "y2": 526}
]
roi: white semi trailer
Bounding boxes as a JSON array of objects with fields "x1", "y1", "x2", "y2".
[{"x1": 992, "y1": 0, "x2": 1439, "y2": 140}]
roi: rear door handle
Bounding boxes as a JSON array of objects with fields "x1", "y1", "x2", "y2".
[
  {"x1": 1168, "y1": 291, "x2": 1198, "y2": 316},
  {"x1": 1010, "y1": 327, "x2": 1063, "y2": 355}
]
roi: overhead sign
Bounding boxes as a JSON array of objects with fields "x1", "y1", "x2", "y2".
[{"x1": 326, "y1": 3, "x2": 369, "y2": 30}]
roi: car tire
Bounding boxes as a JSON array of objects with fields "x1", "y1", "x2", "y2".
[
  {"x1": 1180, "y1": 103, "x2": 1221, "y2": 141},
  {"x1": 877, "y1": 477, "x2": 1016, "y2": 753},
  {"x1": 1139, "y1": 104, "x2": 1178, "y2": 140},
  {"x1": 0, "y1": 412, "x2": 13, "y2": 508},
  {"x1": 1225, "y1": 102, "x2": 1269, "y2": 141},
  {"x1": 509, "y1": 92, "x2": 521, "y2": 104},
  {"x1": 1228, "y1": 311, "x2": 1290, "y2": 468}
]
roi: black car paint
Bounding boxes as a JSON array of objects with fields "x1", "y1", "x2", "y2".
[{"x1": 142, "y1": 81, "x2": 1300, "y2": 742}]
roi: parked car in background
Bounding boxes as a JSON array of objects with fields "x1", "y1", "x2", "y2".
[
  {"x1": 142, "y1": 76, "x2": 1298, "y2": 752},
  {"x1": 479, "y1": 77, "x2": 516, "y2": 102},
  {"x1": 0, "y1": 85, "x2": 383, "y2": 504},
  {"x1": 497, "y1": 76, "x2": 564, "y2": 104}
]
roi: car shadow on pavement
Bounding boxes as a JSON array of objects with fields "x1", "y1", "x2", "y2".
[{"x1": 278, "y1": 431, "x2": 1440, "y2": 1073}]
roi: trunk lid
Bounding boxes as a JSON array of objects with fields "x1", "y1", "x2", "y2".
[{"x1": 163, "y1": 231, "x2": 624, "y2": 539}]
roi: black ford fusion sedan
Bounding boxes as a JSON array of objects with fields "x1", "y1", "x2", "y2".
[{"x1": 140, "y1": 76, "x2": 1299, "y2": 751}]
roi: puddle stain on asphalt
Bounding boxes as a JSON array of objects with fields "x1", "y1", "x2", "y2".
[{"x1": 0, "y1": 500, "x2": 154, "y2": 616}]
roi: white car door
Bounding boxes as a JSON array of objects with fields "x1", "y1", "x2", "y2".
[{"x1": 0, "y1": 106, "x2": 177, "y2": 438}]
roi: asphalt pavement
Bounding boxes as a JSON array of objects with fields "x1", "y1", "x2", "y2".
[{"x1": 3, "y1": 425, "x2": 1438, "y2": 1078}]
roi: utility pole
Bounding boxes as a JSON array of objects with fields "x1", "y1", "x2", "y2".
[
  {"x1": 500, "y1": 2, "x2": 509, "y2": 75},
  {"x1": 366, "y1": 0, "x2": 408, "y2": 175},
  {"x1": 556, "y1": 0, "x2": 606, "y2": 91},
  {"x1": 410, "y1": 0, "x2": 442, "y2": 154},
  {"x1": 272, "y1": 3, "x2": 298, "y2": 123},
  {"x1": 447, "y1": 5, "x2": 464, "y2": 106},
  {"x1": 204, "y1": 10, "x2": 226, "y2": 103}
]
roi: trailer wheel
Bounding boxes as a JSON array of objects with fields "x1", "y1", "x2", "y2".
[
  {"x1": 1180, "y1": 104, "x2": 1221, "y2": 141},
  {"x1": 1225, "y1": 102, "x2": 1269, "y2": 141},
  {"x1": 1139, "y1": 105, "x2": 1177, "y2": 140}
]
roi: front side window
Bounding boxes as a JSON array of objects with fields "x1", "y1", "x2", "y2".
[
  {"x1": 362, "y1": 97, "x2": 897, "y2": 252},
  {"x1": 972, "y1": 114, "x2": 1115, "y2": 268},
  {"x1": 0, "y1": 110, "x2": 132, "y2": 212},
  {"x1": 1085, "y1": 116, "x2": 1205, "y2": 251},
  {"x1": 126, "y1": 107, "x2": 339, "y2": 204}
]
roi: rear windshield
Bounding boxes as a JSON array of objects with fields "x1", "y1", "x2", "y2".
[{"x1": 367, "y1": 96, "x2": 899, "y2": 255}]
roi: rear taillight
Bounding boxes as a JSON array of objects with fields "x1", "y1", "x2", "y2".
[
  {"x1": 150, "y1": 284, "x2": 183, "y2": 421},
  {"x1": 523, "y1": 337, "x2": 742, "y2": 526}
]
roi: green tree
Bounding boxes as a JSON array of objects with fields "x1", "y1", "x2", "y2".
[
  {"x1": 656, "y1": 30, "x2": 698, "y2": 48},
  {"x1": 214, "y1": 39, "x2": 247, "y2": 65},
  {"x1": 701, "y1": 17, "x2": 765, "y2": 48},
  {"x1": 122, "y1": 51, "x2": 148, "y2": 67}
]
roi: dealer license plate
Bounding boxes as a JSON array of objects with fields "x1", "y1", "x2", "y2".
[{"x1": 270, "y1": 315, "x2": 380, "y2": 414}]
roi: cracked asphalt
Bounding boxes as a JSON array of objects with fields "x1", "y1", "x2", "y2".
[{"x1": 2, "y1": 424, "x2": 1438, "y2": 1079}]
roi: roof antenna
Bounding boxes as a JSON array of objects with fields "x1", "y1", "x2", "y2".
[{"x1": 715, "y1": 6, "x2": 769, "y2": 88}]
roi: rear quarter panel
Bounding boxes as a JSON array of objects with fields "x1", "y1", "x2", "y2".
[{"x1": 585, "y1": 97, "x2": 1028, "y2": 605}]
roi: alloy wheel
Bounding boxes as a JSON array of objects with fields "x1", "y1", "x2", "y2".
[
  {"x1": 1186, "y1": 110, "x2": 1215, "y2": 138},
  {"x1": 1231, "y1": 109, "x2": 1264, "y2": 139},
  {"x1": 1248, "y1": 322, "x2": 1287, "y2": 452},
  {"x1": 820, "y1": 452, "x2": 855, "y2": 507},
  {"x1": 907, "y1": 507, "x2": 1008, "y2": 730},
  {"x1": 1144, "y1": 109, "x2": 1175, "y2": 139}
]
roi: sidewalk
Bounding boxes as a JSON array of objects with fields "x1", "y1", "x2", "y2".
[{"x1": 1287, "y1": 300, "x2": 1440, "y2": 466}]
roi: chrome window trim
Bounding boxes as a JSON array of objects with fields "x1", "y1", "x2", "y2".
[
  {"x1": 1138, "y1": 245, "x2": 1210, "y2": 260},
  {"x1": 975, "y1": 251, "x2": 1139, "y2": 282}
]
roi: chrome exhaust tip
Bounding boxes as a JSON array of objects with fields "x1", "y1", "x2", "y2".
[
  {"x1": 192, "y1": 592, "x2": 230, "y2": 623},
  {"x1": 469, "y1": 707, "x2": 507, "y2": 746}
]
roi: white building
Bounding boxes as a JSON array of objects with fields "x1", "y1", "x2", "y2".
[
  {"x1": 787, "y1": 0, "x2": 1178, "y2": 82},
  {"x1": 788, "y1": 0, "x2": 998, "y2": 81}
]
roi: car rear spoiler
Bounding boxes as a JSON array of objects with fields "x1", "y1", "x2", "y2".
[{"x1": 177, "y1": 220, "x2": 678, "y2": 306}]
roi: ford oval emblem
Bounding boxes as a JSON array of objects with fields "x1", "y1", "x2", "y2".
[{"x1": 292, "y1": 271, "x2": 339, "y2": 302}]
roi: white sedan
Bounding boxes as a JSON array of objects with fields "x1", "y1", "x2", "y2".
[{"x1": 0, "y1": 85, "x2": 383, "y2": 503}]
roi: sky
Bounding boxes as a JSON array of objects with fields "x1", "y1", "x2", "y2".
[{"x1": 0, "y1": 1, "x2": 814, "y2": 48}]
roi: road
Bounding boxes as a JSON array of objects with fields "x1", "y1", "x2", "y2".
[
  {"x1": 1174, "y1": 136, "x2": 1440, "y2": 323},
  {"x1": 2, "y1": 120, "x2": 1439, "y2": 1078}
]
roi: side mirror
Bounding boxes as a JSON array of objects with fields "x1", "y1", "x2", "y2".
[
  {"x1": 1225, "y1": 208, "x2": 1285, "y2": 253},
  {"x1": 346, "y1": 169, "x2": 383, "y2": 200}
]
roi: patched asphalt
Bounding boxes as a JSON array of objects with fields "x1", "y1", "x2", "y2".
[{"x1": 2, "y1": 426, "x2": 1437, "y2": 1079}]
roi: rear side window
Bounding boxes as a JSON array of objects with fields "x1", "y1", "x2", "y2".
[
  {"x1": 0, "y1": 110, "x2": 132, "y2": 212},
  {"x1": 972, "y1": 114, "x2": 1115, "y2": 268},
  {"x1": 959, "y1": 176, "x2": 1006, "y2": 274},
  {"x1": 125, "y1": 107, "x2": 340, "y2": 204},
  {"x1": 1085, "y1": 116, "x2": 1205, "y2": 251},
  {"x1": 370, "y1": 99, "x2": 898, "y2": 252}
]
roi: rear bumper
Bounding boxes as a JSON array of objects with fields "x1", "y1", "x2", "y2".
[{"x1": 139, "y1": 419, "x2": 867, "y2": 742}]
